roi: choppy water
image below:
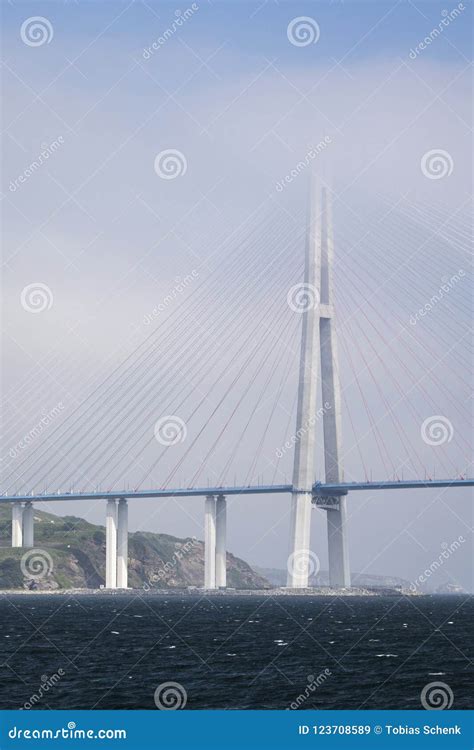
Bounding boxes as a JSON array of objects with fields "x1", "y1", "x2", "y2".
[{"x1": 0, "y1": 594, "x2": 471, "y2": 710}]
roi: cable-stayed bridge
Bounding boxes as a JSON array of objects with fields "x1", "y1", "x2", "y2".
[{"x1": 2, "y1": 178, "x2": 472, "y2": 591}]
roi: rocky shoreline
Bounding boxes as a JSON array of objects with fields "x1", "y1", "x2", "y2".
[{"x1": 0, "y1": 585, "x2": 421, "y2": 596}]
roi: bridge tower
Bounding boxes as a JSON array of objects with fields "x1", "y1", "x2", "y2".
[{"x1": 287, "y1": 177, "x2": 350, "y2": 588}]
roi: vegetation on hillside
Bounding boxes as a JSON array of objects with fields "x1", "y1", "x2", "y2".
[{"x1": 0, "y1": 505, "x2": 270, "y2": 591}]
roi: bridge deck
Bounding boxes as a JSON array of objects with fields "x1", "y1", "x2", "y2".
[{"x1": 0, "y1": 478, "x2": 472, "y2": 503}]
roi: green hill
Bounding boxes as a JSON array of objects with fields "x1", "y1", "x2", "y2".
[{"x1": 0, "y1": 504, "x2": 270, "y2": 591}]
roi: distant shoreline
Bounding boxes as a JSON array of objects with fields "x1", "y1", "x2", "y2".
[{"x1": 0, "y1": 586, "x2": 435, "y2": 597}]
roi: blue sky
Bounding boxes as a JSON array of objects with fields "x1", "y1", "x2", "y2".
[{"x1": 2, "y1": 1, "x2": 472, "y2": 76}]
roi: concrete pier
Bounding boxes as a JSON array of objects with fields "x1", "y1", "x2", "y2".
[
  {"x1": 327, "y1": 498, "x2": 350, "y2": 586},
  {"x1": 287, "y1": 178, "x2": 321, "y2": 588},
  {"x1": 215, "y1": 495, "x2": 227, "y2": 588},
  {"x1": 319, "y1": 186, "x2": 350, "y2": 587},
  {"x1": 12, "y1": 502, "x2": 23, "y2": 547},
  {"x1": 116, "y1": 498, "x2": 128, "y2": 588},
  {"x1": 23, "y1": 502, "x2": 34, "y2": 548},
  {"x1": 105, "y1": 499, "x2": 117, "y2": 589},
  {"x1": 204, "y1": 495, "x2": 216, "y2": 589}
]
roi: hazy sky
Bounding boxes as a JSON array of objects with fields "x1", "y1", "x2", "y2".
[{"x1": 1, "y1": 0, "x2": 472, "y2": 591}]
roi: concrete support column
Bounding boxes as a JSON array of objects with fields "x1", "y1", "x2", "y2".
[
  {"x1": 215, "y1": 495, "x2": 227, "y2": 588},
  {"x1": 116, "y1": 499, "x2": 128, "y2": 589},
  {"x1": 287, "y1": 177, "x2": 321, "y2": 588},
  {"x1": 321, "y1": 314, "x2": 350, "y2": 587},
  {"x1": 204, "y1": 495, "x2": 216, "y2": 589},
  {"x1": 321, "y1": 315, "x2": 350, "y2": 588},
  {"x1": 11, "y1": 502, "x2": 23, "y2": 547},
  {"x1": 327, "y1": 498, "x2": 350, "y2": 587},
  {"x1": 320, "y1": 185, "x2": 350, "y2": 588},
  {"x1": 105, "y1": 499, "x2": 117, "y2": 589},
  {"x1": 23, "y1": 502, "x2": 34, "y2": 548},
  {"x1": 287, "y1": 493, "x2": 313, "y2": 587}
]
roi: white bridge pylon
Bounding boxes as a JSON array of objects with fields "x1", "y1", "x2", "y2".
[
  {"x1": 287, "y1": 176, "x2": 350, "y2": 589},
  {"x1": 204, "y1": 494, "x2": 227, "y2": 589}
]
